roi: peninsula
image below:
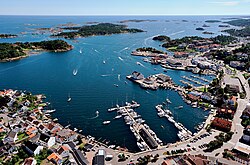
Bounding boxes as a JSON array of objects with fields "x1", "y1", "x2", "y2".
[
  {"x1": 52, "y1": 23, "x2": 144, "y2": 39},
  {"x1": 0, "y1": 40, "x2": 73, "y2": 61}
]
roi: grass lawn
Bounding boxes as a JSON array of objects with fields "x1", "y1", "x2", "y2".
[{"x1": 17, "y1": 132, "x2": 27, "y2": 140}]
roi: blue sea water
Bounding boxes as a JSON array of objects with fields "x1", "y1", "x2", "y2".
[{"x1": 0, "y1": 15, "x2": 235, "y2": 151}]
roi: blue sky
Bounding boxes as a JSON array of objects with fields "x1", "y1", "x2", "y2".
[{"x1": 1, "y1": 0, "x2": 250, "y2": 15}]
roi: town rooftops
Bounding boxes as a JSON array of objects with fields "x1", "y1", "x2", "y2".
[
  {"x1": 24, "y1": 141, "x2": 39, "y2": 153},
  {"x1": 39, "y1": 133, "x2": 51, "y2": 143}
]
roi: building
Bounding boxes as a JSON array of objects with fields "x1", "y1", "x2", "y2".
[
  {"x1": 173, "y1": 52, "x2": 189, "y2": 58},
  {"x1": 233, "y1": 142, "x2": 250, "y2": 157},
  {"x1": 211, "y1": 118, "x2": 232, "y2": 132},
  {"x1": 6, "y1": 131, "x2": 18, "y2": 143},
  {"x1": 166, "y1": 59, "x2": 183, "y2": 67},
  {"x1": 57, "y1": 145, "x2": 70, "y2": 158},
  {"x1": 39, "y1": 133, "x2": 55, "y2": 148},
  {"x1": 47, "y1": 153, "x2": 63, "y2": 165},
  {"x1": 131, "y1": 71, "x2": 144, "y2": 80},
  {"x1": 24, "y1": 141, "x2": 43, "y2": 156},
  {"x1": 22, "y1": 157, "x2": 37, "y2": 165}
]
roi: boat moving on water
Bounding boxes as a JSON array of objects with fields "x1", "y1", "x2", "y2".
[
  {"x1": 67, "y1": 93, "x2": 71, "y2": 102},
  {"x1": 103, "y1": 121, "x2": 111, "y2": 125},
  {"x1": 73, "y1": 69, "x2": 78, "y2": 76}
]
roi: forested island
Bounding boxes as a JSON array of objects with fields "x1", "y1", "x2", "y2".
[
  {"x1": 0, "y1": 34, "x2": 18, "y2": 38},
  {"x1": 196, "y1": 27, "x2": 205, "y2": 31},
  {"x1": 205, "y1": 20, "x2": 221, "y2": 23},
  {"x1": 153, "y1": 35, "x2": 237, "y2": 48},
  {"x1": 223, "y1": 27, "x2": 250, "y2": 37},
  {"x1": 52, "y1": 23, "x2": 144, "y2": 39},
  {"x1": 0, "y1": 40, "x2": 73, "y2": 61},
  {"x1": 226, "y1": 19, "x2": 250, "y2": 26}
]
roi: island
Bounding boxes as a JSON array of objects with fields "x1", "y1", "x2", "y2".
[
  {"x1": 205, "y1": 20, "x2": 221, "y2": 23},
  {"x1": 202, "y1": 24, "x2": 210, "y2": 27},
  {"x1": 118, "y1": 19, "x2": 157, "y2": 23},
  {"x1": 226, "y1": 18, "x2": 250, "y2": 26},
  {"x1": 0, "y1": 34, "x2": 18, "y2": 38},
  {"x1": 202, "y1": 31, "x2": 214, "y2": 35},
  {"x1": 223, "y1": 27, "x2": 250, "y2": 37},
  {"x1": 0, "y1": 40, "x2": 73, "y2": 61},
  {"x1": 152, "y1": 35, "x2": 171, "y2": 42},
  {"x1": 196, "y1": 27, "x2": 205, "y2": 31},
  {"x1": 52, "y1": 23, "x2": 144, "y2": 39}
]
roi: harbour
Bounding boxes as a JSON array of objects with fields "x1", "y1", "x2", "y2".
[{"x1": 0, "y1": 15, "x2": 215, "y2": 151}]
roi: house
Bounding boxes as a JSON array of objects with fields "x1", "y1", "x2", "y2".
[
  {"x1": 57, "y1": 145, "x2": 70, "y2": 158},
  {"x1": 225, "y1": 84, "x2": 240, "y2": 93},
  {"x1": 184, "y1": 154, "x2": 210, "y2": 165},
  {"x1": 230, "y1": 61, "x2": 245, "y2": 69},
  {"x1": 6, "y1": 131, "x2": 18, "y2": 143},
  {"x1": 56, "y1": 129, "x2": 78, "y2": 143},
  {"x1": 47, "y1": 153, "x2": 63, "y2": 165},
  {"x1": 187, "y1": 93, "x2": 200, "y2": 102},
  {"x1": 211, "y1": 118, "x2": 232, "y2": 132},
  {"x1": 131, "y1": 71, "x2": 144, "y2": 80},
  {"x1": 156, "y1": 74, "x2": 171, "y2": 83},
  {"x1": 39, "y1": 133, "x2": 55, "y2": 148},
  {"x1": 24, "y1": 141, "x2": 43, "y2": 156},
  {"x1": 166, "y1": 59, "x2": 182, "y2": 67},
  {"x1": 174, "y1": 52, "x2": 189, "y2": 58},
  {"x1": 22, "y1": 157, "x2": 37, "y2": 165}
]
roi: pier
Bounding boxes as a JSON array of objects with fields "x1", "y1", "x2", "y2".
[
  {"x1": 155, "y1": 105, "x2": 192, "y2": 141},
  {"x1": 108, "y1": 101, "x2": 162, "y2": 151},
  {"x1": 181, "y1": 76, "x2": 207, "y2": 86}
]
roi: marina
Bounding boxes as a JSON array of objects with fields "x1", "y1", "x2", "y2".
[
  {"x1": 155, "y1": 105, "x2": 193, "y2": 141},
  {"x1": 108, "y1": 101, "x2": 163, "y2": 151}
]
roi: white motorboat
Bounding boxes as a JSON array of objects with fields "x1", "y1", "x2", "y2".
[{"x1": 103, "y1": 121, "x2": 111, "y2": 125}]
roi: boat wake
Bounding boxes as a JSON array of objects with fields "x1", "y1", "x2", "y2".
[
  {"x1": 119, "y1": 47, "x2": 129, "y2": 53},
  {"x1": 87, "y1": 114, "x2": 99, "y2": 119},
  {"x1": 169, "y1": 30, "x2": 185, "y2": 36}
]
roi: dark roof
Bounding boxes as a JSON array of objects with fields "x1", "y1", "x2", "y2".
[
  {"x1": 24, "y1": 141, "x2": 38, "y2": 152},
  {"x1": 92, "y1": 155, "x2": 105, "y2": 165},
  {"x1": 65, "y1": 141, "x2": 76, "y2": 149},
  {"x1": 72, "y1": 149, "x2": 88, "y2": 165},
  {"x1": 39, "y1": 133, "x2": 51, "y2": 143},
  {"x1": 8, "y1": 131, "x2": 17, "y2": 138},
  {"x1": 139, "y1": 128, "x2": 158, "y2": 149}
]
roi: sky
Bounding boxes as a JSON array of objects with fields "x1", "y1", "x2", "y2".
[{"x1": 1, "y1": 0, "x2": 250, "y2": 15}]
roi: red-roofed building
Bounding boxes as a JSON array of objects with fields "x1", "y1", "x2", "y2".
[{"x1": 211, "y1": 118, "x2": 232, "y2": 132}]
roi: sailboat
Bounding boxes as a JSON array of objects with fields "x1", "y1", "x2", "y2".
[
  {"x1": 79, "y1": 49, "x2": 82, "y2": 54},
  {"x1": 67, "y1": 93, "x2": 71, "y2": 102},
  {"x1": 73, "y1": 69, "x2": 78, "y2": 76}
]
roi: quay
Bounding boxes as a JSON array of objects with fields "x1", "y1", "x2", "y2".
[
  {"x1": 126, "y1": 71, "x2": 186, "y2": 92},
  {"x1": 108, "y1": 101, "x2": 162, "y2": 151},
  {"x1": 155, "y1": 105, "x2": 192, "y2": 141}
]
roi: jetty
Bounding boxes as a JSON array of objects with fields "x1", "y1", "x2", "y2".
[
  {"x1": 155, "y1": 105, "x2": 192, "y2": 141},
  {"x1": 108, "y1": 101, "x2": 162, "y2": 151}
]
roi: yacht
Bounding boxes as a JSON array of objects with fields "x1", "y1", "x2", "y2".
[
  {"x1": 45, "y1": 109, "x2": 56, "y2": 113},
  {"x1": 136, "y1": 62, "x2": 142, "y2": 66},
  {"x1": 67, "y1": 93, "x2": 71, "y2": 102},
  {"x1": 103, "y1": 121, "x2": 111, "y2": 125},
  {"x1": 79, "y1": 49, "x2": 82, "y2": 54},
  {"x1": 114, "y1": 115, "x2": 122, "y2": 119},
  {"x1": 178, "y1": 106, "x2": 183, "y2": 109},
  {"x1": 103, "y1": 60, "x2": 106, "y2": 64},
  {"x1": 96, "y1": 111, "x2": 99, "y2": 115},
  {"x1": 137, "y1": 142, "x2": 145, "y2": 151},
  {"x1": 166, "y1": 99, "x2": 172, "y2": 104},
  {"x1": 73, "y1": 69, "x2": 78, "y2": 76}
]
